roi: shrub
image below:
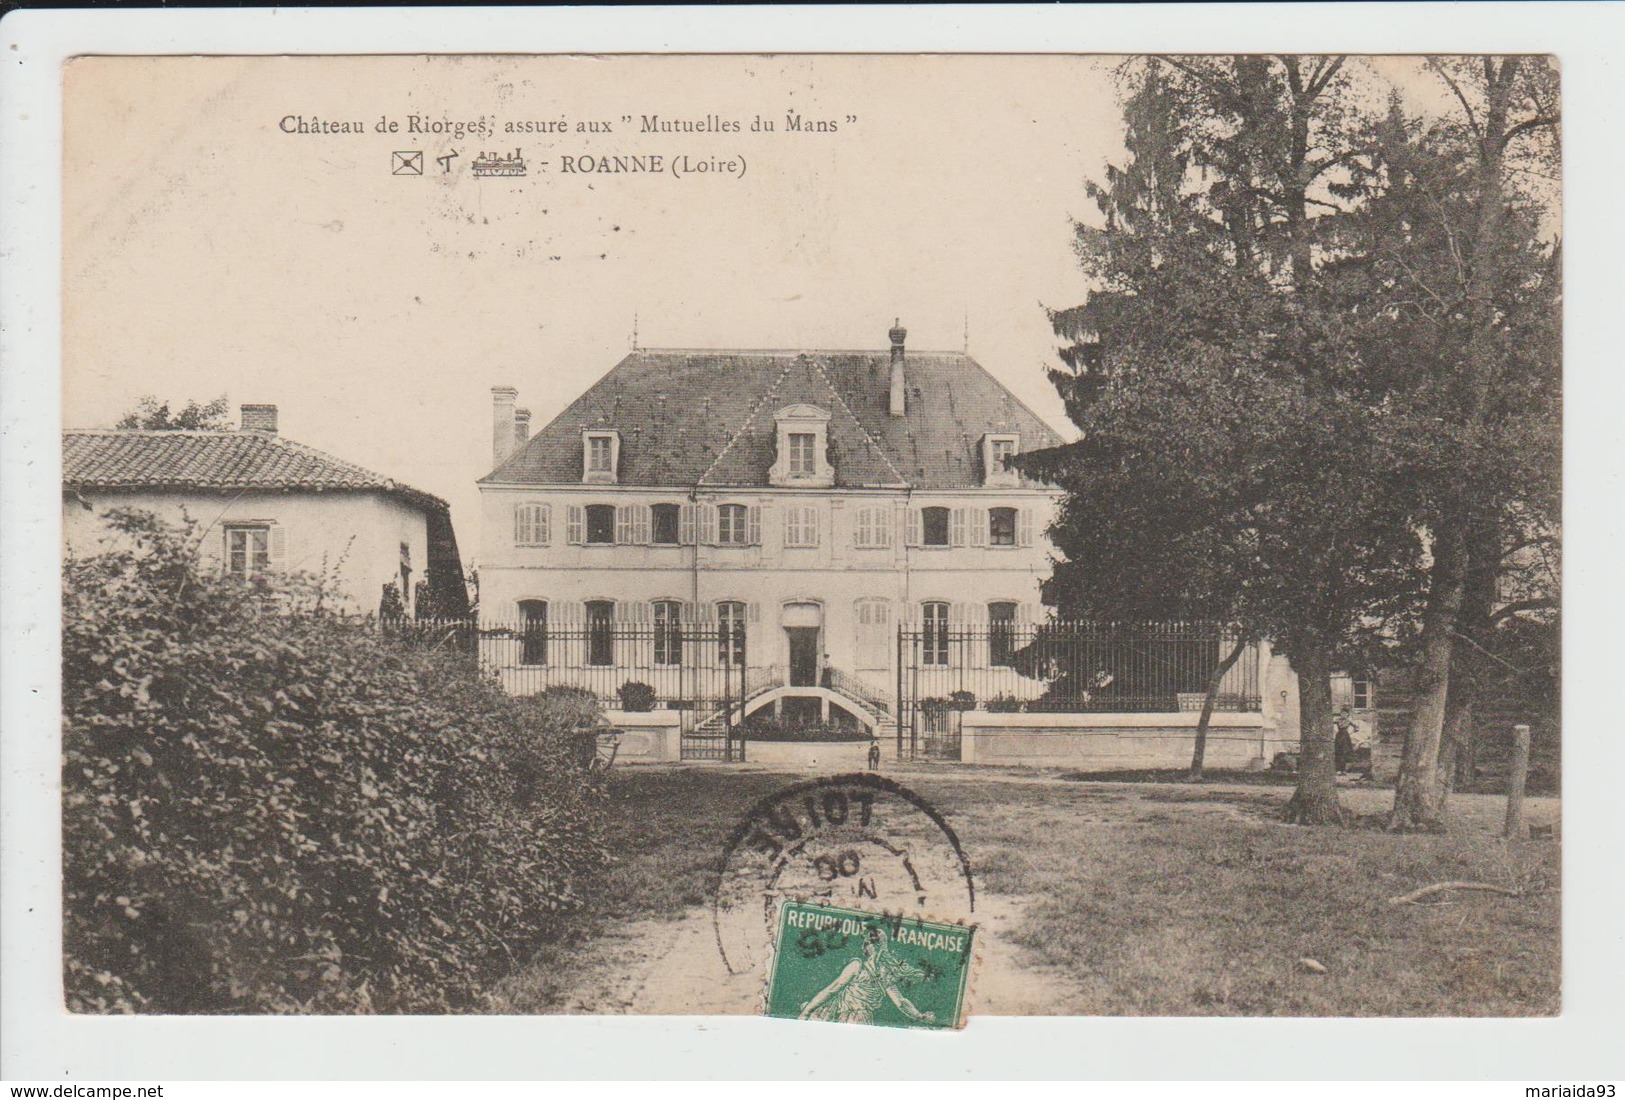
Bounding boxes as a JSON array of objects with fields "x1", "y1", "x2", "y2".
[
  {"x1": 984, "y1": 694, "x2": 1026, "y2": 713},
  {"x1": 616, "y1": 681, "x2": 657, "y2": 712},
  {"x1": 62, "y1": 510, "x2": 609, "y2": 1014},
  {"x1": 741, "y1": 716, "x2": 873, "y2": 743}
]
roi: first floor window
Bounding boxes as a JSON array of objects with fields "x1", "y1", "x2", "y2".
[
  {"x1": 514, "y1": 502, "x2": 550, "y2": 546},
  {"x1": 717, "y1": 601, "x2": 747, "y2": 667},
  {"x1": 586, "y1": 504, "x2": 616, "y2": 544},
  {"x1": 718, "y1": 503, "x2": 749, "y2": 545},
  {"x1": 784, "y1": 505, "x2": 819, "y2": 547},
  {"x1": 988, "y1": 601, "x2": 1018, "y2": 667},
  {"x1": 225, "y1": 524, "x2": 270, "y2": 578},
  {"x1": 519, "y1": 599, "x2": 548, "y2": 665},
  {"x1": 586, "y1": 600, "x2": 615, "y2": 666},
  {"x1": 921, "y1": 506, "x2": 950, "y2": 547},
  {"x1": 654, "y1": 600, "x2": 683, "y2": 666},
  {"x1": 989, "y1": 507, "x2": 1018, "y2": 546},
  {"x1": 922, "y1": 601, "x2": 950, "y2": 667},
  {"x1": 854, "y1": 505, "x2": 892, "y2": 549},
  {"x1": 651, "y1": 502, "x2": 681, "y2": 545}
]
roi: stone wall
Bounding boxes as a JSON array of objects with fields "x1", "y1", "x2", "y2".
[{"x1": 959, "y1": 711, "x2": 1290, "y2": 771}]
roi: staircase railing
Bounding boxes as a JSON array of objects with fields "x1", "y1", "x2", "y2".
[{"x1": 826, "y1": 668, "x2": 893, "y2": 716}]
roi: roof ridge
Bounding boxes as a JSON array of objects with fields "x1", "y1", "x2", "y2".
[
  {"x1": 805, "y1": 355, "x2": 909, "y2": 485},
  {"x1": 696, "y1": 360, "x2": 794, "y2": 486}
]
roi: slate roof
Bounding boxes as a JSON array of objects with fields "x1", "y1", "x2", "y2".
[
  {"x1": 482, "y1": 349, "x2": 1066, "y2": 490},
  {"x1": 63, "y1": 428, "x2": 448, "y2": 512}
]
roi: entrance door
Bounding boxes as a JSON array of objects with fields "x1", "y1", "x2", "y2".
[{"x1": 787, "y1": 627, "x2": 821, "y2": 687}]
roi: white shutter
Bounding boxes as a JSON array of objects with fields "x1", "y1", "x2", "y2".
[
  {"x1": 1018, "y1": 508, "x2": 1035, "y2": 547},
  {"x1": 748, "y1": 601, "x2": 761, "y2": 623},
  {"x1": 268, "y1": 525, "x2": 288, "y2": 572},
  {"x1": 698, "y1": 504, "x2": 717, "y2": 546},
  {"x1": 514, "y1": 505, "x2": 529, "y2": 546},
  {"x1": 679, "y1": 503, "x2": 696, "y2": 545},
  {"x1": 906, "y1": 507, "x2": 923, "y2": 547},
  {"x1": 566, "y1": 504, "x2": 584, "y2": 545},
  {"x1": 969, "y1": 509, "x2": 988, "y2": 547},
  {"x1": 748, "y1": 505, "x2": 762, "y2": 546},
  {"x1": 808, "y1": 508, "x2": 820, "y2": 547},
  {"x1": 615, "y1": 505, "x2": 633, "y2": 545},
  {"x1": 950, "y1": 507, "x2": 967, "y2": 548},
  {"x1": 877, "y1": 508, "x2": 893, "y2": 548},
  {"x1": 633, "y1": 504, "x2": 651, "y2": 545},
  {"x1": 628, "y1": 600, "x2": 651, "y2": 623},
  {"x1": 538, "y1": 504, "x2": 551, "y2": 545}
]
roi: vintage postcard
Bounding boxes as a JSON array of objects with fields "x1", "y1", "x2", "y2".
[{"x1": 53, "y1": 50, "x2": 1561, "y2": 1029}]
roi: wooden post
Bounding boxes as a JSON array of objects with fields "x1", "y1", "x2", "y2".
[{"x1": 1503, "y1": 724, "x2": 1531, "y2": 839}]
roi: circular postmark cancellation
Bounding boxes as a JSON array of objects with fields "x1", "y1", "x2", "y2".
[{"x1": 713, "y1": 773, "x2": 975, "y2": 976}]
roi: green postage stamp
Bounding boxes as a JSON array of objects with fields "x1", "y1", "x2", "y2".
[{"x1": 764, "y1": 901, "x2": 977, "y2": 1030}]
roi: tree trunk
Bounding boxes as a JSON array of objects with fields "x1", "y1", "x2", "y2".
[
  {"x1": 1390, "y1": 522, "x2": 1467, "y2": 830},
  {"x1": 1284, "y1": 642, "x2": 1346, "y2": 825},
  {"x1": 1189, "y1": 635, "x2": 1249, "y2": 781},
  {"x1": 1436, "y1": 512, "x2": 1500, "y2": 803}
]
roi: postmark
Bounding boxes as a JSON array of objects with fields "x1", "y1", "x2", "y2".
[
  {"x1": 713, "y1": 773, "x2": 975, "y2": 977},
  {"x1": 764, "y1": 902, "x2": 976, "y2": 1030}
]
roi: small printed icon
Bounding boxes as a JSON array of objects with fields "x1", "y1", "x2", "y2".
[
  {"x1": 472, "y1": 148, "x2": 527, "y2": 177},
  {"x1": 437, "y1": 150, "x2": 460, "y2": 174},
  {"x1": 391, "y1": 151, "x2": 424, "y2": 176}
]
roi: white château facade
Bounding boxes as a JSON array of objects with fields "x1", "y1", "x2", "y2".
[{"x1": 476, "y1": 324, "x2": 1066, "y2": 721}]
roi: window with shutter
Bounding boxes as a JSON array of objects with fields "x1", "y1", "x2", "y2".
[
  {"x1": 633, "y1": 504, "x2": 651, "y2": 544},
  {"x1": 906, "y1": 507, "x2": 924, "y2": 547},
  {"x1": 566, "y1": 505, "x2": 584, "y2": 545},
  {"x1": 717, "y1": 504, "x2": 748, "y2": 545},
  {"x1": 653, "y1": 600, "x2": 682, "y2": 666},
  {"x1": 515, "y1": 503, "x2": 550, "y2": 546},
  {"x1": 224, "y1": 524, "x2": 272, "y2": 578},
  {"x1": 698, "y1": 504, "x2": 717, "y2": 545},
  {"x1": 678, "y1": 503, "x2": 696, "y2": 545},
  {"x1": 747, "y1": 505, "x2": 762, "y2": 546},
  {"x1": 921, "y1": 507, "x2": 949, "y2": 547},
  {"x1": 989, "y1": 507, "x2": 1018, "y2": 547},
  {"x1": 615, "y1": 505, "x2": 634, "y2": 545},
  {"x1": 717, "y1": 601, "x2": 747, "y2": 666},
  {"x1": 269, "y1": 526, "x2": 288, "y2": 573},
  {"x1": 785, "y1": 505, "x2": 818, "y2": 548},
  {"x1": 921, "y1": 601, "x2": 950, "y2": 666},
  {"x1": 1017, "y1": 508, "x2": 1035, "y2": 547},
  {"x1": 586, "y1": 504, "x2": 615, "y2": 544},
  {"x1": 950, "y1": 507, "x2": 967, "y2": 547}
]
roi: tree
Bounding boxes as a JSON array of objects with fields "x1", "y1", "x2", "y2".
[
  {"x1": 1025, "y1": 56, "x2": 1429, "y2": 824},
  {"x1": 1349, "y1": 58, "x2": 1561, "y2": 828},
  {"x1": 116, "y1": 394, "x2": 231, "y2": 430}
]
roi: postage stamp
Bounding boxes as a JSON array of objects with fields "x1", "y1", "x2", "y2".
[
  {"x1": 713, "y1": 774, "x2": 975, "y2": 978},
  {"x1": 764, "y1": 902, "x2": 976, "y2": 1030}
]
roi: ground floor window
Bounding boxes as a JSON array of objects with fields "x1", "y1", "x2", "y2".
[
  {"x1": 586, "y1": 600, "x2": 615, "y2": 666},
  {"x1": 519, "y1": 599, "x2": 548, "y2": 665},
  {"x1": 717, "y1": 601, "x2": 747, "y2": 666},
  {"x1": 225, "y1": 524, "x2": 270, "y2": 578},
  {"x1": 922, "y1": 601, "x2": 950, "y2": 666},
  {"x1": 988, "y1": 601, "x2": 1018, "y2": 667},
  {"x1": 654, "y1": 600, "x2": 683, "y2": 666}
]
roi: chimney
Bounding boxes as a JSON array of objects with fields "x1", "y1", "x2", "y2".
[
  {"x1": 492, "y1": 386, "x2": 518, "y2": 467},
  {"x1": 514, "y1": 407, "x2": 531, "y2": 447},
  {"x1": 888, "y1": 319, "x2": 907, "y2": 418},
  {"x1": 240, "y1": 404, "x2": 278, "y2": 434}
]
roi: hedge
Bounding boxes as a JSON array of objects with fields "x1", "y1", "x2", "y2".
[{"x1": 62, "y1": 510, "x2": 609, "y2": 1013}]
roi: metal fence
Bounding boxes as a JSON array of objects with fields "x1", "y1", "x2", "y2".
[
  {"x1": 896, "y1": 620, "x2": 1261, "y2": 759},
  {"x1": 382, "y1": 617, "x2": 750, "y2": 761}
]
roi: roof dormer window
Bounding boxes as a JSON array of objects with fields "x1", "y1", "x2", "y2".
[
  {"x1": 770, "y1": 404, "x2": 833, "y2": 488},
  {"x1": 583, "y1": 430, "x2": 620, "y2": 484},
  {"x1": 983, "y1": 433, "x2": 1020, "y2": 487}
]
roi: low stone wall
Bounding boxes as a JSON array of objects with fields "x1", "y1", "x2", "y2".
[
  {"x1": 959, "y1": 712, "x2": 1290, "y2": 771},
  {"x1": 743, "y1": 739, "x2": 875, "y2": 770},
  {"x1": 602, "y1": 710, "x2": 682, "y2": 764}
]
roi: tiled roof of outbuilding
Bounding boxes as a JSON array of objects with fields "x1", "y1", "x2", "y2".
[
  {"x1": 482, "y1": 349, "x2": 1065, "y2": 490},
  {"x1": 63, "y1": 429, "x2": 449, "y2": 512}
]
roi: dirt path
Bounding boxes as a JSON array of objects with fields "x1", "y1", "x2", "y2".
[{"x1": 541, "y1": 891, "x2": 1086, "y2": 1016}]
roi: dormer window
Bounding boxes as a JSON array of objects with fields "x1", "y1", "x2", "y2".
[
  {"x1": 583, "y1": 430, "x2": 620, "y2": 484},
  {"x1": 770, "y1": 405, "x2": 833, "y2": 488},
  {"x1": 983, "y1": 433, "x2": 1020, "y2": 487}
]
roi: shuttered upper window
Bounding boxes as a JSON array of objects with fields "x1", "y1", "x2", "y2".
[
  {"x1": 718, "y1": 504, "x2": 750, "y2": 545},
  {"x1": 854, "y1": 506, "x2": 894, "y2": 548},
  {"x1": 514, "y1": 503, "x2": 550, "y2": 546},
  {"x1": 225, "y1": 525, "x2": 270, "y2": 578},
  {"x1": 784, "y1": 505, "x2": 819, "y2": 548}
]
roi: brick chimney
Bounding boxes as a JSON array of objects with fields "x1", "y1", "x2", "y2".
[
  {"x1": 240, "y1": 404, "x2": 278, "y2": 433},
  {"x1": 514, "y1": 407, "x2": 531, "y2": 447},
  {"x1": 888, "y1": 319, "x2": 907, "y2": 418},
  {"x1": 492, "y1": 386, "x2": 518, "y2": 467}
]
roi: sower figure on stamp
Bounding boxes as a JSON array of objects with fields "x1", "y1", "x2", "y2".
[{"x1": 797, "y1": 925, "x2": 934, "y2": 1026}]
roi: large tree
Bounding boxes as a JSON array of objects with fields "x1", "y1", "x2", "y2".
[
  {"x1": 1343, "y1": 59, "x2": 1561, "y2": 828},
  {"x1": 1026, "y1": 57, "x2": 1424, "y2": 824},
  {"x1": 116, "y1": 394, "x2": 231, "y2": 431}
]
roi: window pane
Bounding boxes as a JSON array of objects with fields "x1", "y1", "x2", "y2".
[
  {"x1": 717, "y1": 601, "x2": 746, "y2": 665},
  {"x1": 989, "y1": 507, "x2": 1017, "y2": 546},
  {"x1": 988, "y1": 602, "x2": 1017, "y2": 667},
  {"x1": 520, "y1": 600, "x2": 548, "y2": 665},
  {"x1": 589, "y1": 436, "x2": 612, "y2": 471},
  {"x1": 654, "y1": 601, "x2": 682, "y2": 666},
  {"x1": 923, "y1": 507, "x2": 950, "y2": 546},
  {"x1": 652, "y1": 503, "x2": 680, "y2": 544},
  {"x1": 587, "y1": 600, "x2": 614, "y2": 666},
  {"x1": 586, "y1": 504, "x2": 615, "y2": 544},
  {"x1": 720, "y1": 504, "x2": 746, "y2": 544}
]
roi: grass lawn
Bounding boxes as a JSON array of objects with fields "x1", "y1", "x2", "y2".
[{"x1": 497, "y1": 765, "x2": 1559, "y2": 1017}]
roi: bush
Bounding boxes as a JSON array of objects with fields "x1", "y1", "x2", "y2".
[
  {"x1": 616, "y1": 681, "x2": 657, "y2": 712},
  {"x1": 984, "y1": 694, "x2": 1026, "y2": 713},
  {"x1": 62, "y1": 511, "x2": 609, "y2": 1014},
  {"x1": 741, "y1": 716, "x2": 873, "y2": 743}
]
